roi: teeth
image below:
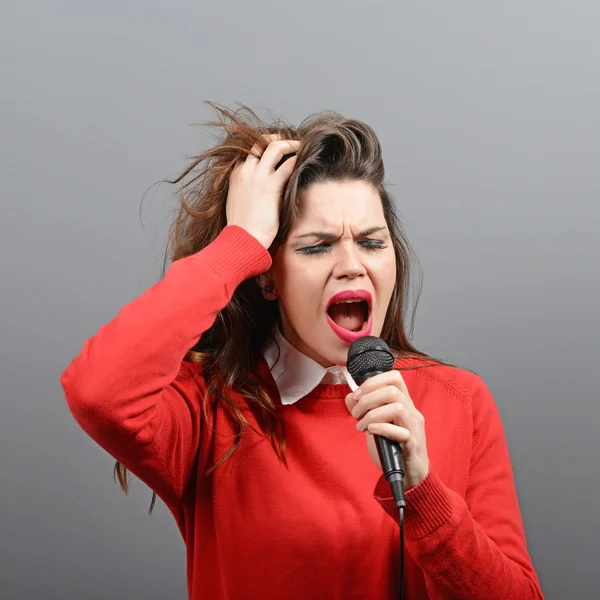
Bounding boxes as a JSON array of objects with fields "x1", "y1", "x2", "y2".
[{"x1": 335, "y1": 299, "x2": 362, "y2": 304}]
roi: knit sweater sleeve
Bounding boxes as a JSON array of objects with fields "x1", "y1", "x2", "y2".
[
  {"x1": 61, "y1": 225, "x2": 271, "y2": 506},
  {"x1": 373, "y1": 377, "x2": 544, "y2": 599}
]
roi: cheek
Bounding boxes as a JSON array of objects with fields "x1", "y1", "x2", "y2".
[
  {"x1": 275, "y1": 260, "x2": 323, "y2": 321},
  {"x1": 373, "y1": 257, "x2": 397, "y2": 308}
]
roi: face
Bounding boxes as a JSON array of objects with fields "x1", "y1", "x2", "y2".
[{"x1": 268, "y1": 180, "x2": 397, "y2": 367}]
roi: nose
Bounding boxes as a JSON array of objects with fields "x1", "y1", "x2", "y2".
[{"x1": 332, "y1": 243, "x2": 367, "y2": 280}]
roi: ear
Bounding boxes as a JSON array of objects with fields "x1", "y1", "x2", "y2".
[{"x1": 256, "y1": 272, "x2": 272, "y2": 288}]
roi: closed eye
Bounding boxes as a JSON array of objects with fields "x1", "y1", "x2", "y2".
[
  {"x1": 297, "y1": 239, "x2": 388, "y2": 255},
  {"x1": 359, "y1": 239, "x2": 387, "y2": 250}
]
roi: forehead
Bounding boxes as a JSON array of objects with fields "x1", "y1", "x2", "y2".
[{"x1": 294, "y1": 180, "x2": 385, "y2": 229}]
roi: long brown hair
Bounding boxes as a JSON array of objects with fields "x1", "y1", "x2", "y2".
[{"x1": 115, "y1": 102, "x2": 451, "y2": 513}]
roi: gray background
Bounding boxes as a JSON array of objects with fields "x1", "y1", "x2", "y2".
[{"x1": 2, "y1": 1, "x2": 598, "y2": 598}]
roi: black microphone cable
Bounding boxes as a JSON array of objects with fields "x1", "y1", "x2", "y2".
[
  {"x1": 347, "y1": 336, "x2": 406, "y2": 600},
  {"x1": 398, "y1": 504, "x2": 405, "y2": 600}
]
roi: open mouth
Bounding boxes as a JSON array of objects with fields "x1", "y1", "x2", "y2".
[
  {"x1": 326, "y1": 291, "x2": 373, "y2": 343},
  {"x1": 327, "y1": 299, "x2": 370, "y2": 332}
]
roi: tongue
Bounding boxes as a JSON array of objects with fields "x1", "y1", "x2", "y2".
[{"x1": 328, "y1": 303, "x2": 365, "y2": 332}]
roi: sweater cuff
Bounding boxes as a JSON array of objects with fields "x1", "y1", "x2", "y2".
[
  {"x1": 374, "y1": 466, "x2": 455, "y2": 541},
  {"x1": 194, "y1": 225, "x2": 272, "y2": 292}
]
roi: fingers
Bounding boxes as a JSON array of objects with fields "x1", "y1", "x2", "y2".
[
  {"x1": 260, "y1": 140, "x2": 301, "y2": 172},
  {"x1": 345, "y1": 372, "x2": 414, "y2": 420},
  {"x1": 347, "y1": 386, "x2": 406, "y2": 421},
  {"x1": 246, "y1": 135, "x2": 301, "y2": 172},
  {"x1": 247, "y1": 133, "x2": 281, "y2": 162},
  {"x1": 354, "y1": 400, "x2": 409, "y2": 432},
  {"x1": 366, "y1": 423, "x2": 415, "y2": 451},
  {"x1": 350, "y1": 370, "x2": 411, "y2": 404},
  {"x1": 273, "y1": 154, "x2": 298, "y2": 183}
]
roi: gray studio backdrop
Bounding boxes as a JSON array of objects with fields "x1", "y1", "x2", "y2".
[{"x1": 2, "y1": 1, "x2": 598, "y2": 598}]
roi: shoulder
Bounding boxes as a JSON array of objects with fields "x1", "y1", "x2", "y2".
[
  {"x1": 394, "y1": 356, "x2": 490, "y2": 409},
  {"x1": 171, "y1": 356, "x2": 211, "y2": 405},
  {"x1": 179, "y1": 355, "x2": 207, "y2": 382}
]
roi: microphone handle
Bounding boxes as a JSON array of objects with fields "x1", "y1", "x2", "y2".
[
  {"x1": 374, "y1": 435, "x2": 407, "y2": 509},
  {"x1": 374, "y1": 434, "x2": 405, "y2": 479},
  {"x1": 355, "y1": 369, "x2": 407, "y2": 509}
]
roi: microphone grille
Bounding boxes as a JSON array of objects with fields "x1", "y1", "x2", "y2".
[{"x1": 347, "y1": 336, "x2": 395, "y2": 382}]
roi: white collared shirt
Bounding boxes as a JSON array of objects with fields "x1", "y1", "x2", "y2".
[{"x1": 262, "y1": 328, "x2": 358, "y2": 405}]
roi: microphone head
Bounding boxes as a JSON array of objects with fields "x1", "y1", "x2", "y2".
[{"x1": 347, "y1": 336, "x2": 395, "y2": 384}]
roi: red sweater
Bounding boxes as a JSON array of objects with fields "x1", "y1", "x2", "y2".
[{"x1": 61, "y1": 225, "x2": 544, "y2": 600}]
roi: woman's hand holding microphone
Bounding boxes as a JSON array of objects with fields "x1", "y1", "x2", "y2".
[{"x1": 345, "y1": 371, "x2": 430, "y2": 491}]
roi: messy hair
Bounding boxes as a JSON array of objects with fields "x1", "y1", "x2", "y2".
[{"x1": 115, "y1": 102, "x2": 449, "y2": 513}]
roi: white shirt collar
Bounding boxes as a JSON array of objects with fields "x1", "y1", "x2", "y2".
[{"x1": 262, "y1": 327, "x2": 358, "y2": 405}]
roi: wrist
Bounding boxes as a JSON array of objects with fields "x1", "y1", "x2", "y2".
[
  {"x1": 242, "y1": 229, "x2": 274, "y2": 250},
  {"x1": 225, "y1": 223, "x2": 271, "y2": 250},
  {"x1": 404, "y1": 469, "x2": 427, "y2": 492}
]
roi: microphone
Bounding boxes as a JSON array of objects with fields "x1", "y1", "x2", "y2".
[{"x1": 347, "y1": 336, "x2": 407, "y2": 510}]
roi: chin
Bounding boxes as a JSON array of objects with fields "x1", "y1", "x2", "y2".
[
  {"x1": 314, "y1": 335, "x2": 355, "y2": 367},
  {"x1": 329, "y1": 350, "x2": 351, "y2": 367}
]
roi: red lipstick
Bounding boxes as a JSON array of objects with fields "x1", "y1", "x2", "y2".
[{"x1": 326, "y1": 290, "x2": 373, "y2": 344}]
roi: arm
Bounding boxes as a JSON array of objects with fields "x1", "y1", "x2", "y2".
[
  {"x1": 373, "y1": 378, "x2": 544, "y2": 599},
  {"x1": 61, "y1": 225, "x2": 271, "y2": 506}
]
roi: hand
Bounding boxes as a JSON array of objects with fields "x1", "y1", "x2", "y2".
[
  {"x1": 345, "y1": 370, "x2": 430, "y2": 491},
  {"x1": 226, "y1": 134, "x2": 301, "y2": 249}
]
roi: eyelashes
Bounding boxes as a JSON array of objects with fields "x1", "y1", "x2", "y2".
[{"x1": 297, "y1": 240, "x2": 387, "y2": 255}]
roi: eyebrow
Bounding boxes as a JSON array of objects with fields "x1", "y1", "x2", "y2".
[{"x1": 292, "y1": 226, "x2": 387, "y2": 241}]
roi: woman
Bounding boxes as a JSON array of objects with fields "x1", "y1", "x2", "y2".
[{"x1": 61, "y1": 104, "x2": 544, "y2": 599}]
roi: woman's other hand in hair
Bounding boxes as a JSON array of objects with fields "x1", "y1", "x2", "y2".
[{"x1": 226, "y1": 135, "x2": 300, "y2": 250}]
